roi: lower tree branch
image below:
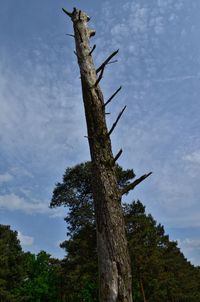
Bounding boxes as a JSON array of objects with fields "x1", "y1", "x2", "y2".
[{"x1": 121, "y1": 172, "x2": 152, "y2": 195}]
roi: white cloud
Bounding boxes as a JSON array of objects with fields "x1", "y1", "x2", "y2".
[
  {"x1": 0, "y1": 193, "x2": 66, "y2": 218},
  {"x1": 56, "y1": 240, "x2": 63, "y2": 247},
  {"x1": 10, "y1": 166, "x2": 33, "y2": 178},
  {"x1": 17, "y1": 231, "x2": 34, "y2": 246},
  {"x1": 130, "y1": 5, "x2": 149, "y2": 34},
  {"x1": 177, "y1": 238, "x2": 200, "y2": 266},
  {"x1": 0, "y1": 172, "x2": 13, "y2": 183},
  {"x1": 183, "y1": 151, "x2": 200, "y2": 165},
  {"x1": 178, "y1": 238, "x2": 200, "y2": 250},
  {"x1": 0, "y1": 193, "x2": 49, "y2": 214}
]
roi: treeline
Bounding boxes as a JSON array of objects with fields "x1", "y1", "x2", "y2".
[
  {"x1": 0, "y1": 225, "x2": 62, "y2": 301},
  {"x1": 1, "y1": 162, "x2": 200, "y2": 301}
]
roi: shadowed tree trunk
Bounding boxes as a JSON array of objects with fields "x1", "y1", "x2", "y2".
[
  {"x1": 139, "y1": 276, "x2": 147, "y2": 302},
  {"x1": 62, "y1": 7, "x2": 151, "y2": 302}
]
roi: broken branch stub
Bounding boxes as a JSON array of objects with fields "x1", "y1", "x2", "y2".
[
  {"x1": 121, "y1": 172, "x2": 153, "y2": 195},
  {"x1": 103, "y1": 86, "x2": 122, "y2": 107},
  {"x1": 96, "y1": 49, "x2": 119, "y2": 74},
  {"x1": 108, "y1": 105, "x2": 127, "y2": 136},
  {"x1": 113, "y1": 149, "x2": 123, "y2": 164}
]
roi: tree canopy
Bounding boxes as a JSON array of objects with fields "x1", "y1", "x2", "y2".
[{"x1": 50, "y1": 162, "x2": 200, "y2": 302}]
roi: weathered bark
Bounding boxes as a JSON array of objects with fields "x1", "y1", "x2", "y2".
[{"x1": 62, "y1": 7, "x2": 151, "y2": 301}]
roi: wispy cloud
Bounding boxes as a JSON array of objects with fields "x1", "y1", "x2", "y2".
[
  {"x1": 0, "y1": 41, "x2": 88, "y2": 175},
  {"x1": 0, "y1": 193, "x2": 49, "y2": 214},
  {"x1": 17, "y1": 231, "x2": 34, "y2": 246},
  {"x1": 0, "y1": 172, "x2": 13, "y2": 183},
  {"x1": 178, "y1": 238, "x2": 200, "y2": 250},
  {"x1": 94, "y1": 0, "x2": 200, "y2": 236},
  {"x1": 0, "y1": 193, "x2": 65, "y2": 217},
  {"x1": 183, "y1": 151, "x2": 200, "y2": 165},
  {"x1": 178, "y1": 238, "x2": 200, "y2": 265},
  {"x1": 151, "y1": 75, "x2": 200, "y2": 83}
]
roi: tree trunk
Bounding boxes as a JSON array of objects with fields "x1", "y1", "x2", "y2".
[
  {"x1": 63, "y1": 7, "x2": 151, "y2": 301},
  {"x1": 139, "y1": 276, "x2": 147, "y2": 302},
  {"x1": 63, "y1": 8, "x2": 132, "y2": 302}
]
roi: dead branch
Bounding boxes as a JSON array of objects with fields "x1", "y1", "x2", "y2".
[
  {"x1": 121, "y1": 172, "x2": 152, "y2": 195},
  {"x1": 108, "y1": 106, "x2": 126, "y2": 136},
  {"x1": 74, "y1": 50, "x2": 78, "y2": 57},
  {"x1": 113, "y1": 149, "x2": 123, "y2": 164},
  {"x1": 62, "y1": 8, "x2": 72, "y2": 18},
  {"x1": 95, "y1": 66, "x2": 105, "y2": 86},
  {"x1": 89, "y1": 29, "x2": 96, "y2": 37},
  {"x1": 66, "y1": 34, "x2": 75, "y2": 38},
  {"x1": 96, "y1": 49, "x2": 119, "y2": 74},
  {"x1": 89, "y1": 44, "x2": 96, "y2": 56},
  {"x1": 107, "y1": 60, "x2": 118, "y2": 65},
  {"x1": 103, "y1": 86, "x2": 122, "y2": 107}
]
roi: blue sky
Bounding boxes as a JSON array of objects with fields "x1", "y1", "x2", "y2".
[{"x1": 0, "y1": 0, "x2": 200, "y2": 265}]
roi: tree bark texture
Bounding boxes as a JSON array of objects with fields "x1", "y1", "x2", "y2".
[{"x1": 63, "y1": 8, "x2": 136, "y2": 302}]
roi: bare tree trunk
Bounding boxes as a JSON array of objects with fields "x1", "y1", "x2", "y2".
[
  {"x1": 62, "y1": 7, "x2": 151, "y2": 302},
  {"x1": 139, "y1": 276, "x2": 147, "y2": 302}
]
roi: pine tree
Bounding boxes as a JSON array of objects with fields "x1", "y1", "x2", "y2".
[
  {"x1": 51, "y1": 162, "x2": 200, "y2": 302},
  {"x1": 51, "y1": 162, "x2": 135, "y2": 302},
  {"x1": 0, "y1": 225, "x2": 24, "y2": 302}
]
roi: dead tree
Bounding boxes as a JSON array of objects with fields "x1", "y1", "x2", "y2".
[{"x1": 62, "y1": 7, "x2": 152, "y2": 302}]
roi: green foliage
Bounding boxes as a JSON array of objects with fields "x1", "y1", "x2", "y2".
[
  {"x1": 51, "y1": 162, "x2": 200, "y2": 302},
  {"x1": 50, "y1": 161, "x2": 135, "y2": 302},
  {"x1": 50, "y1": 161, "x2": 135, "y2": 235},
  {"x1": 16, "y1": 251, "x2": 63, "y2": 302},
  {"x1": 125, "y1": 201, "x2": 200, "y2": 301},
  {"x1": 0, "y1": 224, "x2": 63, "y2": 301},
  {"x1": 0, "y1": 224, "x2": 24, "y2": 302}
]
